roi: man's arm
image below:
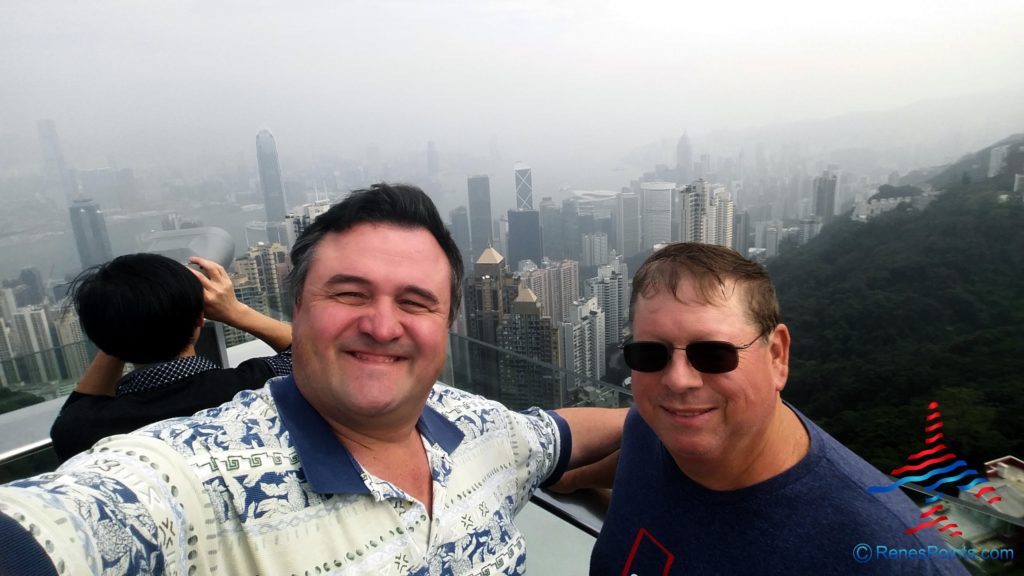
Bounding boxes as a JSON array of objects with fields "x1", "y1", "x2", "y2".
[
  {"x1": 69, "y1": 350, "x2": 125, "y2": 396},
  {"x1": 189, "y1": 256, "x2": 292, "y2": 351},
  {"x1": 547, "y1": 450, "x2": 619, "y2": 493},
  {"x1": 555, "y1": 407, "x2": 627, "y2": 469}
]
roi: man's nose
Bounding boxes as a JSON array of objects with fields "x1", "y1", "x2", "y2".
[
  {"x1": 357, "y1": 299, "x2": 404, "y2": 342},
  {"x1": 660, "y1": 349, "x2": 704, "y2": 392}
]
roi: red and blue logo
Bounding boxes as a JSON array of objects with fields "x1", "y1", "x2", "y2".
[{"x1": 865, "y1": 401, "x2": 1002, "y2": 537}]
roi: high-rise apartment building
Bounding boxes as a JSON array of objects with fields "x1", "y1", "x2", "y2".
[
  {"x1": 707, "y1": 188, "x2": 735, "y2": 248},
  {"x1": 583, "y1": 233, "x2": 609, "y2": 267},
  {"x1": 517, "y1": 259, "x2": 579, "y2": 323},
  {"x1": 223, "y1": 274, "x2": 269, "y2": 347},
  {"x1": 12, "y1": 306, "x2": 61, "y2": 383},
  {"x1": 497, "y1": 286, "x2": 559, "y2": 409},
  {"x1": 813, "y1": 170, "x2": 838, "y2": 226},
  {"x1": 54, "y1": 311, "x2": 90, "y2": 379},
  {"x1": 234, "y1": 243, "x2": 289, "y2": 318},
  {"x1": 506, "y1": 209, "x2": 542, "y2": 271},
  {"x1": 640, "y1": 181, "x2": 676, "y2": 250},
  {"x1": 463, "y1": 247, "x2": 519, "y2": 399},
  {"x1": 680, "y1": 179, "x2": 709, "y2": 243},
  {"x1": 514, "y1": 162, "x2": 533, "y2": 210},
  {"x1": 0, "y1": 319, "x2": 17, "y2": 386},
  {"x1": 467, "y1": 175, "x2": 493, "y2": 260},
  {"x1": 69, "y1": 197, "x2": 114, "y2": 270},
  {"x1": 681, "y1": 181, "x2": 735, "y2": 248},
  {"x1": 256, "y1": 130, "x2": 288, "y2": 223},
  {"x1": 284, "y1": 201, "x2": 331, "y2": 248},
  {"x1": 587, "y1": 258, "x2": 629, "y2": 346},
  {"x1": 558, "y1": 297, "x2": 605, "y2": 389}
]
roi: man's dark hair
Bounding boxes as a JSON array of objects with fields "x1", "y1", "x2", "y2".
[
  {"x1": 70, "y1": 253, "x2": 204, "y2": 364},
  {"x1": 288, "y1": 183, "x2": 464, "y2": 326}
]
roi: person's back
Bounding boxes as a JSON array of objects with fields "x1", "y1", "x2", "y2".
[{"x1": 50, "y1": 253, "x2": 292, "y2": 462}]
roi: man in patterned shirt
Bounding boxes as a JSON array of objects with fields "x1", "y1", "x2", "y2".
[
  {"x1": 0, "y1": 183, "x2": 625, "y2": 575},
  {"x1": 49, "y1": 253, "x2": 293, "y2": 462}
]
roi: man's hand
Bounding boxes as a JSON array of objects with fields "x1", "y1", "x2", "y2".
[
  {"x1": 187, "y1": 256, "x2": 293, "y2": 352},
  {"x1": 188, "y1": 256, "x2": 243, "y2": 324}
]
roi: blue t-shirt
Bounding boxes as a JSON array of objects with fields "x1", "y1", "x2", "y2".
[{"x1": 591, "y1": 406, "x2": 969, "y2": 575}]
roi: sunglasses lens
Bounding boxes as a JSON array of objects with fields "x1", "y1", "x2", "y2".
[
  {"x1": 623, "y1": 342, "x2": 670, "y2": 372},
  {"x1": 686, "y1": 342, "x2": 739, "y2": 374}
]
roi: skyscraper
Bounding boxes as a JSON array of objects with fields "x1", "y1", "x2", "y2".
[
  {"x1": 463, "y1": 247, "x2": 518, "y2": 399},
  {"x1": 256, "y1": 129, "x2": 287, "y2": 223},
  {"x1": 616, "y1": 192, "x2": 641, "y2": 258},
  {"x1": 707, "y1": 187, "x2": 735, "y2": 248},
  {"x1": 37, "y1": 119, "x2": 76, "y2": 206},
  {"x1": 813, "y1": 170, "x2": 838, "y2": 225},
  {"x1": 13, "y1": 306, "x2": 61, "y2": 383},
  {"x1": 498, "y1": 286, "x2": 559, "y2": 409},
  {"x1": 583, "y1": 233, "x2": 609, "y2": 267},
  {"x1": 69, "y1": 197, "x2": 113, "y2": 270},
  {"x1": 676, "y1": 133, "x2": 693, "y2": 184},
  {"x1": 467, "y1": 175, "x2": 493, "y2": 259},
  {"x1": 587, "y1": 257, "x2": 629, "y2": 346},
  {"x1": 640, "y1": 181, "x2": 675, "y2": 250},
  {"x1": 234, "y1": 243, "x2": 289, "y2": 318},
  {"x1": 514, "y1": 162, "x2": 533, "y2": 210},
  {"x1": 680, "y1": 179, "x2": 708, "y2": 244},
  {"x1": 506, "y1": 209, "x2": 542, "y2": 271},
  {"x1": 538, "y1": 197, "x2": 563, "y2": 261},
  {"x1": 448, "y1": 206, "x2": 472, "y2": 271}
]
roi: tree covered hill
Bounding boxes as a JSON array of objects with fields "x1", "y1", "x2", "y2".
[{"x1": 770, "y1": 170, "x2": 1024, "y2": 473}]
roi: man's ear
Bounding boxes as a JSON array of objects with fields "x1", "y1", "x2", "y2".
[{"x1": 769, "y1": 323, "x2": 790, "y2": 392}]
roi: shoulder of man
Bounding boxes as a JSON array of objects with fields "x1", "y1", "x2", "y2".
[{"x1": 104, "y1": 384, "x2": 284, "y2": 459}]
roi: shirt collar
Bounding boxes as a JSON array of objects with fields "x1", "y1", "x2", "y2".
[
  {"x1": 116, "y1": 355, "x2": 219, "y2": 396},
  {"x1": 270, "y1": 375, "x2": 465, "y2": 495}
]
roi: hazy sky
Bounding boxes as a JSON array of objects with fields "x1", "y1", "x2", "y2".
[{"x1": 2, "y1": 0, "x2": 1022, "y2": 184}]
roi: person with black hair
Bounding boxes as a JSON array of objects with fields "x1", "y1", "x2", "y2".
[
  {"x1": 49, "y1": 253, "x2": 293, "y2": 462},
  {"x1": 0, "y1": 183, "x2": 624, "y2": 575}
]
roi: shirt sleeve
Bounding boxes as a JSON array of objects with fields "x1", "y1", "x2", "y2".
[
  {"x1": 503, "y1": 407, "x2": 572, "y2": 503},
  {"x1": 0, "y1": 436, "x2": 214, "y2": 575}
]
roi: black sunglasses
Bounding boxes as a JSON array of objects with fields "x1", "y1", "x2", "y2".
[{"x1": 620, "y1": 334, "x2": 764, "y2": 374}]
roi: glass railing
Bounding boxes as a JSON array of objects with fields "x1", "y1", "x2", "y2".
[
  {"x1": 1, "y1": 333, "x2": 1019, "y2": 573},
  {"x1": 0, "y1": 339, "x2": 94, "y2": 415},
  {"x1": 444, "y1": 331, "x2": 632, "y2": 412}
]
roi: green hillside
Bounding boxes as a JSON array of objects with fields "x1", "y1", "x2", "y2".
[{"x1": 771, "y1": 170, "x2": 1024, "y2": 473}]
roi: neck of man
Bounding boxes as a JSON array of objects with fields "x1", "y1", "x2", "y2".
[
  {"x1": 331, "y1": 419, "x2": 434, "y2": 515},
  {"x1": 675, "y1": 400, "x2": 810, "y2": 492}
]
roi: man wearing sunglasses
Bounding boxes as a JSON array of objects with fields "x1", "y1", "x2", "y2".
[{"x1": 591, "y1": 243, "x2": 965, "y2": 575}]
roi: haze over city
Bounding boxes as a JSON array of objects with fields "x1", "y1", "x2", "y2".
[{"x1": 2, "y1": 0, "x2": 1022, "y2": 197}]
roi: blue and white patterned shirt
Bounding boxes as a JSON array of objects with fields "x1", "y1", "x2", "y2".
[{"x1": 0, "y1": 375, "x2": 571, "y2": 575}]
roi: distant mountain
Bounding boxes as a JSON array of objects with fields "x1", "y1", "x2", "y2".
[
  {"x1": 770, "y1": 142, "x2": 1024, "y2": 473},
  {"x1": 702, "y1": 87, "x2": 1024, "y2": 174}
]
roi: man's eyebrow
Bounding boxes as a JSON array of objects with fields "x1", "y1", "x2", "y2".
[
  {"x1": 401, "y1": 285, "x2": 441, "y2": 306},
  {"x1": 323, "y1": 274, "x2": 371, "y2": 287}
]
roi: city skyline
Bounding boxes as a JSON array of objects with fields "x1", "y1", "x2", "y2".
[{"x1": 1, "y1": 2, "x2": 1021, "y2": 192}]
